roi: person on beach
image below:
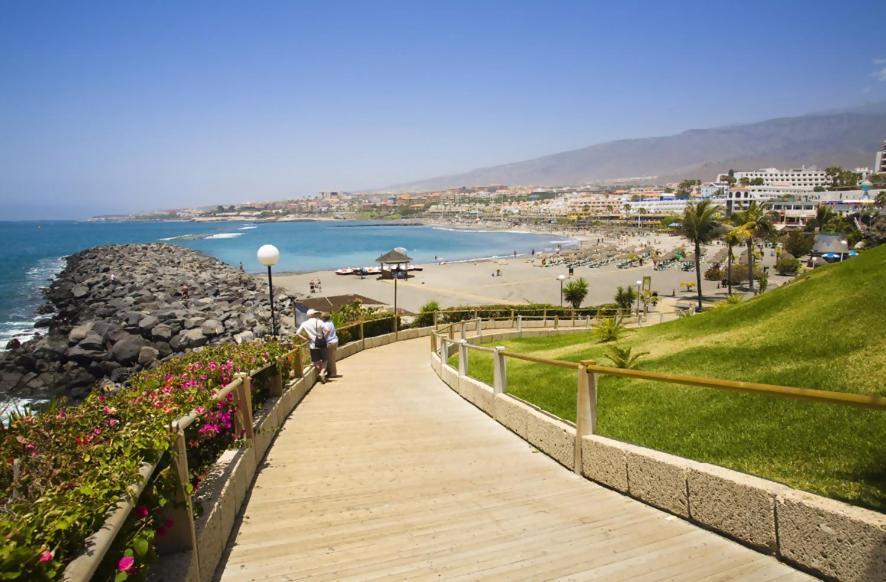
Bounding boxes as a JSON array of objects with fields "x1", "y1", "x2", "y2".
[
  {"x1": 321, "y1": 312, "x2": 340, "y2": 378},
  {"x1": 309, "y1": 280, "x2": 316, "y2": 294},
  {"x1": 296, "y1": 309, "x2": 328, "y2": 382}
]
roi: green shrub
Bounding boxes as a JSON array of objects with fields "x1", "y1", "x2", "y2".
[
  {"x1": 594, "y1": 316, "x2": 627, "y2": 342},
  {"x1": 704, "y1": 265, "x2": 722, "y2": 281},
  {"x1": 0, "y1": 341, "x2": 292, "y2": 579},
  {"x1": 776, "y1": 252, "x2": 801, "y2": 275}
]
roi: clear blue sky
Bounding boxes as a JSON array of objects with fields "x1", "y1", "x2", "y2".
[{"x1": 2, "y1": 0, "x2": 885, "y2": 219}]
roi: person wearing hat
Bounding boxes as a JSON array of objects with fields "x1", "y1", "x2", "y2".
[
  {"x1": 296, "y1": 309, "x2": 329, "y2": 382},
  {"x1": 321, "y1": 312, "x2": 340, "y2": 378}
]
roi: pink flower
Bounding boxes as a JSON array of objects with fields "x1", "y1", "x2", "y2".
[
  {"x1": 102, "y1": 405, "x2": 117, "y2": 415},
  {"x1": 92, "y1": 428, "x2": 102, "y2": 436},
  {"x1": 108, "y1": 418, "x2": 120, "y2": 427},
  {"x1": 117, "y1": 555, "x2": 136, "y2": 573},
  {"x1": 135, "y1": 505, "x2": 149, "y2": 519},
  {"x1": 38, "y1": 550, "x2": 53, "y2": 563},
  {"x1": 56, "y1": 410, "x2": 67, "y2": 420}
]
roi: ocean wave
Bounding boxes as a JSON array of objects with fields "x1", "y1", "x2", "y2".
[
  {"x1": 238, "y1": 226, "x2": 258, "y2": 230},
  {"x1": 1, "y1": 396, "x2": 49, "y2": 424},
  {"x1": 205, "y1": 232, "x2": 244, "y2": 239}
]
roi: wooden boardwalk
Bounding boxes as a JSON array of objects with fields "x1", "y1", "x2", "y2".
[{"x1": 219, "y1": 337, "x2": 809, "y2": 581}]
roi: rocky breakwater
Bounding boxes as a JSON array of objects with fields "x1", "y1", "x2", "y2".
[{"x1": 0, "y1": 243, "x2": 296, "y2": 399}]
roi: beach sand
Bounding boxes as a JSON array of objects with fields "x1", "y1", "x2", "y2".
[{"x1": 274, "y1": 231, "x2": 789, "y2": 313}]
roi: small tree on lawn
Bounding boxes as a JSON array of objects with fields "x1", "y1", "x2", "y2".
[
  {"x1": 679, "y1": 200, "x2": 722, "y2": 311},
  {"x1": 614, "y1": 285, "x2": 637, "y2": 313},
  {"x1": 562, "y1": 278, "x2": 589, "y2": 308}
]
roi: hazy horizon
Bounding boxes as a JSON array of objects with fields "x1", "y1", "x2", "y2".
[{"x1": 2, "y1": 0, "x2": 885, "y2": 220}]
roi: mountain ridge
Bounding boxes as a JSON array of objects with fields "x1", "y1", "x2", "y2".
[{"x1": 379, "y1": 104, "x2": 886, "y2": 192}]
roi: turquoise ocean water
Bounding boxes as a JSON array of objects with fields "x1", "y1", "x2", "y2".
[{"x1": 0, "y1": 220, "x2": 572, "y2": 349}]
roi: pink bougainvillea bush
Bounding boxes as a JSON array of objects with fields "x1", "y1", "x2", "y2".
[{"x1": 0, "y1": 339, "x2": 292, "y2": 580}]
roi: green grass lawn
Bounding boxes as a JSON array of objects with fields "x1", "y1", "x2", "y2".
[{"x1": 452, "y1": 245, "x2": 886, "y2": 511}]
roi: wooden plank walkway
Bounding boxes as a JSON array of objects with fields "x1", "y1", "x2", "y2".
[{"x1": 218, "y1": 337, "x2": 810, "y2": 581}]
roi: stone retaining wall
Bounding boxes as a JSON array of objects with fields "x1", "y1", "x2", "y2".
[{"x1": 432, "y1": 328, "x2": 886, "y2": 582}]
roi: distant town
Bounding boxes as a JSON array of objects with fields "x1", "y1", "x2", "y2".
[{"x1": 96, "y1": 141, "x2": 886, "y2": 232}]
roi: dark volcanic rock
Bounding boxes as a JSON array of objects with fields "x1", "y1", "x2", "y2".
[{"x1": 0, "y1": 243, "x2": 297, "y2": 399}]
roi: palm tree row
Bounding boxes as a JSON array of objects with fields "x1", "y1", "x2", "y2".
[{"x1": 679, "y1": 200, "x2": 776, "y2": 311}]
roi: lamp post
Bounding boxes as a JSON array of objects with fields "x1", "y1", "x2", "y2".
[
  {"x1": 840, "y1": 240, "x2": 848, "y2": 262},
  {"x1": 635, "y1": 279, "x2": 642, "y2": 320},
  {"x1": 557, "y1": 274, "x2": 566, "y2": 307},
  {"x1": 257, "y1": 244, "x2": 280, "y2": 336}
]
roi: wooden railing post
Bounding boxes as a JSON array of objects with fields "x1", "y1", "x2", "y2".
[
  {"x1": 543, "y1": 308, "x2": 547, "y2": 327},
  {"x1": 234, "y1": 374, "x2": 255, "y2": 440},
  {"x1": 476, "y1": 317, "x2": 481, "y2": 335},
  {"x1": 574, "y1": 361, "x2": 598, "y2": 474},
  {"x1": 492, "y1": 346, "x2": 507, "y2": 394},
  {"x1": 460, "y1": 320, "x2": 466, "y2": 339},
  {"x1": 360, "y1": 320, "x2": 365, "y2": 350},
  {"x1": 433, "y1": 311, "x2": 439, "y2": 327},
  {"x1": 458, "y1": 340, "x2": 469, "y2": 377},
  {"x1": 293, "y1": 346, "x2": 304, "y2": 379},
  {"x1": 448, "y1": 323, "x2": 454, "y2": 340},
  {"x1": 554, "y1": 315, "x2": 559, "y2": 329},
  {"x1": 473, "y1": 309, "x2": 478, "y2": 321},
  {"x1": 269, "y1": 360, "x2": 284, "y2": 397},
  {"x1": 517, "y1": 314, "x2": 523, "y2": 334},
  {"x1": 510, "y1": 309, "x2": 515, "y2": 326},
  {"x1": 430, "y1": 332, "x2": 437, "y2": 353},
  {"x1": 571, "y1": 309, "x2": 576, "y2": 326},
  {"x1": 155, "y1": 428, "x2": 200, "y2": 579}
]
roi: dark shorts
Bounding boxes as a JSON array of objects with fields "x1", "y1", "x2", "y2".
[{"x1": 310, "y1": 347, "x2": 327, "y2": 362}]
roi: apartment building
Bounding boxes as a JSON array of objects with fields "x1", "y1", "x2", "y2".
[
  {"x1": 876, "y1": 141, "x2": 886, "y2": 174},
  {"x1": 733, "y1": 167, "x2": 829, "y2": 189}
]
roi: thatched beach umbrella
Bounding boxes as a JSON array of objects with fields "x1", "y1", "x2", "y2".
[{"x1": 375, "y1": 248, "x2": 412, "y2": 334}]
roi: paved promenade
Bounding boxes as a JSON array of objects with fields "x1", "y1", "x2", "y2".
[{"x1": 219, "y1": 337, "x2": 809, "y2": 581}]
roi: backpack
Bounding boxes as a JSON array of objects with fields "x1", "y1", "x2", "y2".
[{"x1": 313, "y1": 321, "x2": 328, "y2": 349}]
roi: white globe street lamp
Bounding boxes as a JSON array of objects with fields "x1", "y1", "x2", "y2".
[
  {"x1": 257, "y1": 244, "x2": 280, "y2": 336},
  {"x1": 840, "y1": 240, "x2": 848, "y2": 263},
  {"x1": 557, "y1": 274, "x2": 566, "y2": 308},
  {"x1": 635, "y1": 279, "x2": 643, "y2": 320}
]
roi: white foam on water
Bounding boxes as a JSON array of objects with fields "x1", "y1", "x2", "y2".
[
  {"x1": 205, "y1": 233, "x2": 244, "y2": 239},
  {"x1": 159, "y1": 234, "x2": 194, "y2": 241},
  {"x1": 238, "y1": 226, "x2": 257, "y2": 230},
  {"x1": 1, "y1": 397, "x2": 49, "y2": 425}
]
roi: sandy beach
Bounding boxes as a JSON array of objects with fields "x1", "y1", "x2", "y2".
[{"x1": 274, "y1": 229, "x2": 789, "y2": 313}]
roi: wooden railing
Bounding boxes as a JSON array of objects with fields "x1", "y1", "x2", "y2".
[
  {"x1": 431, "y1": 327, "x2": 886, "y2": 471},
  {"x1": 62, "y1": 347, "x2": 301, "y2": 581},
  {"x1": 62, "y1": 314, "x2": 410, "y2": 580}
]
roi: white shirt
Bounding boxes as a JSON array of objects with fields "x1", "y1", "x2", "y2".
[
  {"x1": 322, "y1": 320, "x2": 339, "y2": 345},
  {"x1": 296, "y1": 318, "x2": 327, "y2": 349}
]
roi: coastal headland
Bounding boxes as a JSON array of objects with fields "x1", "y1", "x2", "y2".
[{"x1": 0, "y1": 244, "x2": 293, "y2": 399}]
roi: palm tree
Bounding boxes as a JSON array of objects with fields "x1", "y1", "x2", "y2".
[
  {"x1": 562, "y1": 278, "x2": 589, "y2": 309},
  {"x1": 723, "y1": 226, "x2": 748, "y2": 296},
  {"x1": 733, "y1": 202, "x2": 774, "y2": 293},
  {"x1": 679, "y1": 200, "x2": 721, "y2": 311}
]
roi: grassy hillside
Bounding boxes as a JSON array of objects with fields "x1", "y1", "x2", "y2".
[{"x1": 460, "y1": 245, "x2": 886, "y2": 510}]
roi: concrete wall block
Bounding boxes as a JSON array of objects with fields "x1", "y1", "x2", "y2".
[
  {"x1": 195, "y1": 503, "x2": 222, "y2": 582},
  {"x1": 581, "y1": 436, "x2": 629, "y2": 493},
  {"x1": 253, "y1": 413, "x2": 276, "y2": 462},
  {"x1": 687, "y1": 464, "x2": 784, "y2": 551},
  {"x1": 473, "y1": 383, "x2": 494, "y2": 414},
  {"x1": 626, "y1": 448, "x2": 691, "y2": 518},
  {"x1": 430, "y1": 352, "x2": 442, "y2": 373},
  {"x1": 526, "y1": 408, "x2": 575, "y2": 470},
  {"x1": 459, "y1": 376, "x2": 493, "y2": 414},
  {"x1": 441, "y1": 364, "x2": 458, "y2": 389},
  {"x1": 492, "y1": 395, "x2": 531, "y2": 439},
  {"x1": 777, "y1": 490, "x2": 886, "y2": 581}
]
